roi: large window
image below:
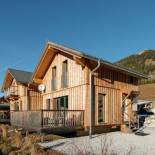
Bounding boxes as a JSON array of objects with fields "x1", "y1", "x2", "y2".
[
  {"x1": 51, "y1": 66, "x2": 57, "y2": 90},
  {"x1": 53, "y1": 96, "x2": 68, "y2": 110},
  {"x1": 98, "y1": 94, "x2": 106, "y2": 124},
  {"x1": 61, "y1": 60, "x2": 68, "y2": 88}
]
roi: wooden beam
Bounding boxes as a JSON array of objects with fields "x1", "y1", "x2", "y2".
[
  {"x1": 73, "y1": 56, "x2": 86, "y2": 68},
  {"x1": 33, "y1": 78, "x2": 43, "y2": 84}
]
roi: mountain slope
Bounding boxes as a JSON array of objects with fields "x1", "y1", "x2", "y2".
[{"x1": 116, "y1": 50, "x2": 155, "y2": 84}]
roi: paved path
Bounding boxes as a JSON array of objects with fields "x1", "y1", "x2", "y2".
[{"x1": 39, "y1": 127, "x2": 155, "y2": 155}]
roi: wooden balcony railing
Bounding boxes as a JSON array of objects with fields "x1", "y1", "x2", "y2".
[
  {"x1": 4, "y1": 86, "x2": 19, "y2": 101},
  {"x1": 10, "y1": 110, "x2": 84, "y2": 130},
  {"x1": 42, "y1": 110, "x2": 84, "y2": 128}
]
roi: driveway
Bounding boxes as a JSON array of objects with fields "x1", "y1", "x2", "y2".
[{"x1": 39, "y1": 127, "x2": 155, "y2": 155}]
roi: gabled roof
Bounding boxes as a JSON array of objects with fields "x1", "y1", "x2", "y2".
[
  {"x1": 8, "y1": 68, "x2": 32, "y2": 84},
  {"x1": 32, "y1": 41, "x2": 148, "y2": 81},
  {"x1": 1, "y1": 68, "x2": 32, "y2": 91}
]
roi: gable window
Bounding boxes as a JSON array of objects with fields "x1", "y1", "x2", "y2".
[
  {"x1": 61, "y1": 60, "x2": 68, "y2": 88},
  {"x1": 51, "y1": 66, "x2": 57, "y2": 90},
  {"x1": 98, "y1": 94, "x2": 106, "y2": 124},
  {"x1": 46, "y1": 99, "x2": 51, "y2": 110}
]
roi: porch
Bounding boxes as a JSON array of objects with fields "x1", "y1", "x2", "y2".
[{"x1": 10, "y1": 110, "x2": 84, "y2": 133}]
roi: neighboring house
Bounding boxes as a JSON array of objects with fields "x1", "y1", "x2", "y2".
[
  {"x1": 3, "y1": 42, "x2": 148, "y2": 134},
  {"x1": 1, "y1": 68, "x2": 42, "y2": 111},
  {"x1": 0, "y1": 98, "x2": 10, "y2": 124}
]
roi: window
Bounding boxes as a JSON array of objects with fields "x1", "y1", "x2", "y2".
[
  {"x1": 128, "y1": 76, "x2": 134, "y2": 84},
  {"x1": 98, "y1": 94, "x2": 106, "y2": 124},
  {"x1": 20, "y1": 101, "x2": 22, "y2": 111},
  {"x1": 53, "y1": 96, "x2": 68, "y2": 110},
  {"x1": 51, "y1": 66, "x2": 57, "y2": 90},
  {"x1": 15, "y1": 102, "x2": 19, "y2": 111},
  {"x1": 61, "y1": 60, "x2": 68, "y2": 88},
  {"x1": 46, "y1": 99, "x2": 51, "y2": 110}
]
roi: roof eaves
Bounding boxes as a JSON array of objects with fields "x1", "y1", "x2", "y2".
[{"x1": 47, "y1": 41, "x2": 148, "y2": 79}]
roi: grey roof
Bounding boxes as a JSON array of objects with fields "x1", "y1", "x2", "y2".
[
  {"x1": 47, "y1": 41, "x2": 148, "y2": 79},
  {"x1": 8, "y1": 68, "x2": 32, "y2": 84}
]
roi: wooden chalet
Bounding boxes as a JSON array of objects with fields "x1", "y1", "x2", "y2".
[
  {"x1": 1, "y1": 69, "x2": 42, "y2": 128},
  {"x1": 1, "y1": 42, "x2": 148, "y2": 134}
]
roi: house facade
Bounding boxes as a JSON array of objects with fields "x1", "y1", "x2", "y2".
[
  {"x1": 1, "y1": 42, "x2": 148, "y2": 133},
  {"x1": 1, "y1": 68, "x2": 42, "y2": 111},
  {"x1": 31, "y1": 42, "x2": 147, "y2": 133}
]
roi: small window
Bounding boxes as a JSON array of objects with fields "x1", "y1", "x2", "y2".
[
  {"x1": 15, "y1": 102, "x2": 19, "y2": 111},
  {"x1": 46, "y1": 99, "x2": 51, "y2": 110},
  {"x1": 98, "y1": 94, "x2": 106, "y2": 124},
  {"x1": 61, "y1": 60, "x2": 68, "y2": 88},
  {"x1": 51, "y1": 66, "x2": 57, "y2": 90},
  {"x1": 20, "y1": 101, "x2": 22, "y2": 111},
  {"x1": 62, "y1": 60, "x2": 68, "y2": 73}
]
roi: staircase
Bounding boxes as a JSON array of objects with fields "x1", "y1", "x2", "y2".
[{"x1": 121, "y1": 91, "x2": 142, "y2": 133}]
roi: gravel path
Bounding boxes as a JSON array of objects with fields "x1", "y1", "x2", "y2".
[{"x1": 39, "y1": 127, "x2": 155, "y2": 155}]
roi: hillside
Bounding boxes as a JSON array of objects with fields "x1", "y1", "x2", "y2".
[
  {"x1": 116, "y1": 50, "x2": 155, "y2": 84},
  {"x1": 139, "y1": 84, "x2": 155, "y2": 108}
]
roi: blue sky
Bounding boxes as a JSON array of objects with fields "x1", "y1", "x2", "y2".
[{"x1": 1, "y1": 0, "x2": 155, "y2": 96}]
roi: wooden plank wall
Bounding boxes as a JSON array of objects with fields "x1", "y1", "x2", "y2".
[
  {"x1": 9, "y1": 80, "x2": 43, "y2": 111},
  {"x1": 28, "y1": 88, "x2": 43, "y2": 110},
  {"x1": 42, "y1": 53, "x2": 88, "y2": 111},
  {"x1": 94, "y1": 66, "x2": 138, "y2": 126}
]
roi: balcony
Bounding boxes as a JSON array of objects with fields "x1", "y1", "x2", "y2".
[
  {"x1": 4, "y1": 86, "x2": 19, "y2": 101},
  {"x1": 10, "y1": 110, "x2": 84, "y2": 132}
]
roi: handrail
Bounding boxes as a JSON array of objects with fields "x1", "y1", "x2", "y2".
[{"x1": 11, "y1": 109, "x2": 85, "y2": 112}]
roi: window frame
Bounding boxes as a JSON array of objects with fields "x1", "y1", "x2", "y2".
[
  {"x1": 51, "y1": 66, "x2": 57, "y2": 91},
  {"x1": 97, "y1": 93, "x2": 106, "y2": 124}
]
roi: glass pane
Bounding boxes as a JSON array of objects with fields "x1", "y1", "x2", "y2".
[
  {"x1": 98, "y1": 94, "x2": 105, "y2": 123},
  {"x1": 54, "y1": 96, "x2": 68, "y2": 110},
  {"x1": 46, "y1": 99, "x2": 51, "y2": 110}
]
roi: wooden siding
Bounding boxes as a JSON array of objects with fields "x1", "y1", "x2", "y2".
[
  {"x1": 41, "y1": 53, "x2": 139, "y2": 128},
  {"x1": 94, "y1": 66, "x2": 138, "y2": 126},
  {"x1": 43, "y1": 53, "x2": 88, "y2": 91},
  {"x1": 42, "y1": 53, "x2": 88, "y2": 108},
  {"x1": 6, "y1": 79, "x2": 42, "y2": 111}
]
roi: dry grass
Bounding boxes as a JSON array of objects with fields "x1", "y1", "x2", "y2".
[{"x1": 0, "y1": 125, "x2": 64, "y2": 155}]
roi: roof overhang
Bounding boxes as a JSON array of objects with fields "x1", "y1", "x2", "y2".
[
  {"x1": 32, "y1": 41, "x2": 148, "y2": 84},
  {"x1": 1, "y1": 69, "x2": 14, "y2": 92}
]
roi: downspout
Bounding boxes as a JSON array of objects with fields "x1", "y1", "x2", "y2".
[{"x1": 89, "y1": 60, "x2": 101, "y2": 139}]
